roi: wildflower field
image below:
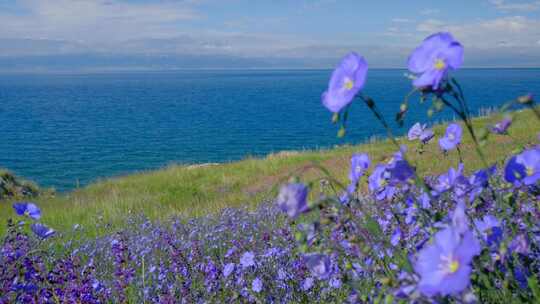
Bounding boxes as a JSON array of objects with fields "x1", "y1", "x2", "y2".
[{"x1": 2, "y1": 32, "x2": 540, "y2": 303}]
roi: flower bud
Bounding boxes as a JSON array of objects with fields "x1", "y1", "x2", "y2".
[
  {"x1": 337, "y1": 127, "x2": 346, "y2": 138},
  {"x1": 332, "y1": 112, "x2": 339, "y2": 124},
  {"x1": 400, "y1": 103, "x2": 408, "y2": 112}
]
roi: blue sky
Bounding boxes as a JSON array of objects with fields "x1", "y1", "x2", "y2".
[{"x1": 0, "y1": 0, "x2": 539, "y2": 69}]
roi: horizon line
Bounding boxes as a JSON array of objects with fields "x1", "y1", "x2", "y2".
[{"x1": 1, "y1": 66, "x2": 539, "y2": 75}]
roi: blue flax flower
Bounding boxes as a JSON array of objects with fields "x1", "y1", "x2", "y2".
[
  {"x1": 474, "y1": 215, "x2": 502, "y2": 246},
  {"x1": 30, "y1": 223, "x2": 55, "y2": 239},
  {"x1": 252, "y1": 277, "x2": 263, "y2": 293},
  {"x1": 240, "y1": 251, "x2": 255, "y2": 268},
  {"x1": 368, "y1": 164, "x2": 396, "y2": 201},
  {"x1": 451, "y1": 201, "x2": 469, "y2": 234},
  {"x1": 276, "y1": 183, "x2": 309, "y2": 218},
  {"x1": 505, "y1": 148, "x2": 540, "y2": 185},
  {"x1": 322, "y1": 52, "x2": 368, "y2": 113},
  {"x1": 415, "y1": 226, "x2": 480, "y2": 296},
  {"x1": 349, "y1": 153, "x2": 370, "y2": 183},
  {"x1": 490, "y1": 117, "x2": 512, "y2": 134},
  {"x1": 420, "y1": 129, "x2": 435, "y2": 144},
  {"x1": 408, "y1": 122, "x2": 425, "y2": 140},
  {"x1": 468, "y1": 166, "x2": 496, "y2": 201},
  {"x1": 408, "y1": 32, "x2": 464, "y2": 90},
  {"x1": 305, "y1": 253, "x2": 331, "y2": 280},
  {"x1": 223, "y1": 263, "x2": 235, "y2": 277},
  {"x1": 12, "y1": 202, "x2": 41, "y2": 220},
  {"x1": 434, "y1": 163, "x2": 464, "y2": 194},
  {"x1": 439, "y1": 123, "x2": 462, "y2": 151}
]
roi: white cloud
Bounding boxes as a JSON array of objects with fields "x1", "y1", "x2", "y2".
[
  {"x1": 391, "y1": 18, "x2": 414, "y2": 23},
  {"x1": 415, "y1": 16, "x2": 540, "y2": 49},
  {"x1": 0, "y1": 0, "x2": 200, "y2": 42},
  {"x1": 489, "y1": 0, "x2": 540, "y2": 11},
  {"x1": 420, "y1": 8, "x2": 440, "y2": 15}
]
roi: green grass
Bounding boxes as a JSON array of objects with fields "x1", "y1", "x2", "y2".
[{"x1": 1, "y1": 108, "x2": 539, "y2": 237}]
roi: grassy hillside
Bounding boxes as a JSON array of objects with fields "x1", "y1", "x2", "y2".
[{"x1": 1, "y1": 108, "x2": 539, "y2": 237}]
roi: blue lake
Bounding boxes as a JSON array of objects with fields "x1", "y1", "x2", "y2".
[{"x1": 0, "y1": 69, "x2": 539, "y2": 191}]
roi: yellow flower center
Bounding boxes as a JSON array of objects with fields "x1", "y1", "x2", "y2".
[
  {"x1": 448, "y1": 260, "x2": 460, "y2": 273},
  {"x1": 440, "y1": 254, "x2": 460, "y2": 274},
  {"x1": 344, "y1": 79, "x2": 354, "y2": 90},
  {"x1": 527, "y1": 166, "x2": 534, "y2": 176},
  {"x1": 434, "y1": 59, "x2": 446, "y2": 71}
]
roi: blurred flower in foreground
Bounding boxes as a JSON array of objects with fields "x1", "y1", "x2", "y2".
[
  {"x1": 12, "y1": 202, "x2": 41, "y2": 220},
  {"x1": 415, "y1": 227, "x2": 480, "y2": 296},
  {"x1": 31, "y1": 223, "x2": 55, "y2": 239},
  {"x1": 439, "y1": 123, "x2": 462, "y2": 151},
  {"x1": 276, "y1": 183, "x2": 309, "y2": 218},
  {"x1": 322, "y1": 52, "x2": 368, "y2": 113},
  {"x1": 408, "y1": 32, "x2": 464, "y2": 90}
]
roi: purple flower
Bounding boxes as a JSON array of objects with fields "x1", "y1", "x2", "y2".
[
  {"x1": 388, "y1": 160, "x2": 415, "y2": 184},
  {"x1": 408, "y1": 123, "x2": 434, "y2": 143},
  {"x1": 305, "y1": 253, "x2": 331, "y2": 280},
  {"x1": 504, "y1": 155, "x2": 527, "y2": 184},
  {"x1": 408, "y1": 32, "x2": 464, "y2": 90},
  {"x1": 509, "y1": 234, "x2": 529, "y2": 255},
  {"x1": 329, "y1": 278, "x2": 342, "y2": 288},
  {"x1": 451, "y1": 201, "x2": 469, "y2": 234},
  {"x1": 415, "y1": 227, "x2": 480, "y2": 296},
  {"x1": 408, "y1": 122, "x2": 425, "y2": 140},
  {"x1": 240, "y1": 251, "x2": 255, "y2": 268},
  {"x1": 349, "y1": 153, "x2": 370, "y2": 183},
  {"x1": 302, "y1": 277, "x2": 314, "y2": 291},
  {"x1": 474, "y1": 215, "x2": 502, "y2": 246},
  {"x1": 368, "y1": 164, "x2": 396, "y2": 201},
  {"x1": 251, "y1": 277, "x2": 263, "y2": 293},
  {"x1": 515, "y1": 148, "x2": 540, "y2": 185},
  {"x1": 505, "y1": 148, "x2": 540, "y2": 185},
  {"x1": 439, "y1": 123, "x2": 462, "y2": 151},
  {"x1": 30, "y1": 223, "x2": 55, "y2": 239},
  {"x1": 420, "y1": 129, "x2": 435, "y2": 144},
  {"x1": 223, "y1": 263, "x2": 235, "y2": 277},
  {"x1": 490, "y1": 117, "x2": 512, "y2": 134},
  {"x1": 391, "y1": 227, "x2": 402, "y2": 246},
  {"x1": 12, "y1": 202, "x2": 41, "y2": 220},
  {"x1": 276, "y1": 183, "x2": 309, "y2": 218},
  {"x1": 434, "y1": 163, "x2": 464, "y2": 193},
  {"x1": 469, "y1": 166, "x2": 496, "y2": 201},
  {"x1": 322, "y1": 52, "x2": 368, "y2": 113}
]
